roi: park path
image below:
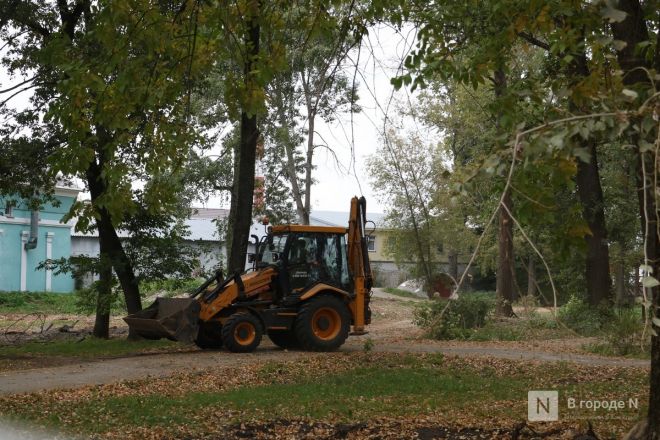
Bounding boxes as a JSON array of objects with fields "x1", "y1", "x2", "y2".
[{"x1": 0, "y1": 291, "x2": 649, "y2": 395}]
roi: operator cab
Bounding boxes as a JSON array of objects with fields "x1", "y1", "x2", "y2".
[{"x1": 254, "y1": 226, "x2": 352, "y2": 297}]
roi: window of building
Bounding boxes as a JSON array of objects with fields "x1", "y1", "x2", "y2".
[
  {"x1": 3, "y1": 201, "x2": 14, "y2": 217},
  {"x1": 367, "y1": 236, "x2": 376, "y2": 252}
]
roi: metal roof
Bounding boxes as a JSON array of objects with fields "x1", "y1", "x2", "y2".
[
  {"x1": 70, "y1": 208, "x2": 385, "y2": 240},
  {"x1": 309, "y1": 210, "x2": 386, "y2": 228}
]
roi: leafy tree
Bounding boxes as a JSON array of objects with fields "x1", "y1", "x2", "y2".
[
  {"x1": 1, "y1": 0, "x2": 211, "y2": 337},
  {"x1": 263, "y1": 2, "x2": 364, "y2": 225},
  {"x1": 368, "y1": 127, "x2": 438, "y2": 296},
  {"x1": 384, "y1": 0, "x2": 660, "y2": 435}
]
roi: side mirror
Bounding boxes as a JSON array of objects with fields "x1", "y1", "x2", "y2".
[{"x1": 248, "y1": 253, "x2": 256, "y2": 263}]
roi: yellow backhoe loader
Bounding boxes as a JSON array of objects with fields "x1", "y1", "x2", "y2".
[{"x1": 124, "y1": 196, "x2": 373, "y2": 352}]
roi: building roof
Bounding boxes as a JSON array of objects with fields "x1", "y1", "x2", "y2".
[
  {"x1": 309, "y1": 210, "x2": 386, "y2": 228},
  {"x1": 71, "y1": 207, "x2": 265, "y2": 242},
  {"x1": 272, "y1": 225, "x2": 347, "y2": 234},
  {"x1": 70, "y1": 207, "x2": 385, "y2": 241},
  {"x1": 191, "y1": 207, "x2": 229, "y2": 219}
]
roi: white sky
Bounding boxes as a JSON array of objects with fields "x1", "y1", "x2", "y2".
[
  {"x1": 308, "y1": 24, "x2": 419, "y2": 214},
  {"x1": 1, "y1": 23, "x2": 421, "y2": 216}
]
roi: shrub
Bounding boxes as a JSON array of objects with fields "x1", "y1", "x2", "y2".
[
  {"x1": 557, "y1": 295, "x2": 611, "y2": 336},
  {"x1": 140, "y1": 278, "x2": 203, "y2": 297},
  {"x1": 413, "y1": 291, "x2": 496, "y2": 340},
  {"x1": 601, "y1": 307, "x2": 648, "y2": 356},
  {"x1": 514, "y1": 294, "x2": 539, "y2": 319},
  {"x1": 73, "y1": 283, "x2": 126, "y2": 315}
]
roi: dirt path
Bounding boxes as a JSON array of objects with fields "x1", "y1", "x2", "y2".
[{"x1": 0, "y1": 294, "x2": 649, "y2": 395}]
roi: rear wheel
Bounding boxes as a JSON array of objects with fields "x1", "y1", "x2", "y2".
[
  {"x1": 268, "y1": 330, "x2": 299, "y2": 349},
  {"x1": 195, "y1": 321, "x2": 223, "y2": 349},
  {"x1": 294, "y1": 295, "x2": 350, "y2": 351},
  {"x1": 222, "y1": 313, "x2": 263, "y2": 353}
]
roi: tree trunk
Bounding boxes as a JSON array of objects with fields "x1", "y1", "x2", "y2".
[
  {"x1": 93, "y1": 240, "x2": 111, "y2": 339},
  {"x1": 611, "y1": 1, "x2": 660, "y2": 437},
  {"x1": 493, "y1": 68, "x2": 514, "y2": 317},
  {"x1": 636, "y1": 146, "x2": 660, "y2": 439},
  {"x1": 614, "y1": 248, "x2": 626, "y2": 305},
  {"x1": 302, "y1": 106, "x2": 314, "y2": 225},
  {"x1": 98, "y1": 213, "x2": 142, "y2": 315},
  {"x1": 496, "y1": 186, "x2": 515, "y2": 316},
  {"x1": 527, "y1": 256, "x2": 536, "y2": 298},
  {"x1": 575, "y1": 140, "x2": 612, "y2": 305},
  {"x1": 448, "y1": 250, "x2": 458, "y2": 282},
  {"x1": 567, "y1": 49, "x2": 613, "y2": 306},
  {"x1": 227, "y1": 7, "x2": 261, "y2": 273},
  {"x1": 86, "y1": 159, "x2": 143, "y2": 338}
]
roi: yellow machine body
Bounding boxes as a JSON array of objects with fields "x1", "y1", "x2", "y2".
[{"x1": 124, "y1": 196, "x2": 373, "y2": 352}]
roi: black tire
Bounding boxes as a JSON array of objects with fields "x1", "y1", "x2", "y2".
[
  {"x1": 294, "y1": 295, "x2": 350, "y2": 351},
  {"x1": 268, "y1": 330, "x2": 299, "y2": 349},
  {"x1": 221, "y1": 312, "x2": 263, "y2": 353},
  {"x1": 195, "y1": 321, "x2": 223, "y2": 349}
]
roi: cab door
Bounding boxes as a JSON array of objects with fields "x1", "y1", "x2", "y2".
[{"x1": 285, "y1": 233, "x2": 350, "y2": 293}]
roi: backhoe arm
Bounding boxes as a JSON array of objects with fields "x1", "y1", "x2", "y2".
[{"x1": 347, "y1": 196, "x2": 373, "y2": 333}]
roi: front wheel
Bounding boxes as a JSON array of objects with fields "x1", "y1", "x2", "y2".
[
  {"x1": 221, "y1": 312, "x2": 263, "y2": 353},
  {"x1": 294, "y1": 295, "x2": 350, "y2": 351}
]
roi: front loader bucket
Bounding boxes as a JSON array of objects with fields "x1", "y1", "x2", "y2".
[{"x1": 124, "y1": 297, "x2": 201, "y2": 344}]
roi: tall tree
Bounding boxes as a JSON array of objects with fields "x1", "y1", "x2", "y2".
[
  {"x1": 226, "y1": 0, "x2": 262, "y2": 274},
  {"x1": 267, "y1": 2, "x2": 363, "y2": 224},
  {"x1": 1, "y1": 0, "x2": 210, "y2": 337},
  {"x1": 368, "y1": 129, "x2": 437, "y2": 296},
  {"x1": 386, "y1": 0, "x2": 659, "y2": 435},
  {"x1": 610, "y1": 0, "x2": 660, "y2": 435},
  {"x1": 493, "y1": 67, "x2": 515, "y2": 316}
]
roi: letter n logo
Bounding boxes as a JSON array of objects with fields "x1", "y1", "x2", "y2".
[{"x1": 528, "y1": 391, "x2": 558, "y2": 421}]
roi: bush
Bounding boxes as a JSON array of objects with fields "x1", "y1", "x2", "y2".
[
  {"x1": 599, "y1": 307, "x2": 648, "y2": 356},
  {"x1": 514, "y1": 294, "x2": 539, "y2": 319},
  {"x1": 413, "y1": 291, "x2": 496, "y2": 339},
  {"x1": 140, "y1": 278, "x2": 203, "y2": 297},
  {"x1": 557, "y1": 295, "x2": 611, "y2": 336}
]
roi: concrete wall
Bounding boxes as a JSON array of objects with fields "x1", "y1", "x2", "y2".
[{"x1": 0, "y1": 193, "x2": 77, "y2": 292}]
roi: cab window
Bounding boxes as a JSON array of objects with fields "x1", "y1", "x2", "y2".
[{"x1": 260, "y1": 234, "x2": 288, "y2": 265}]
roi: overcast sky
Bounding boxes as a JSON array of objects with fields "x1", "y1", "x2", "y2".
[{"x1": 306, "y1": 24, "x2": 419, "y2": 214}]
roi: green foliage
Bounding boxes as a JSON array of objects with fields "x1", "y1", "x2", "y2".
[
  {"x1": 0, "y1": 292, "x2": 78, "y2": 315},
  {"x1": 557, "y1": 295, "x2": 610, "y2": 336},
  {"x1": 413, "y1": 292, "x2": 496, "y2": 339},
  {"x1": 140, "y1": 278, "x2": 204, "y2": 298},
  {"x1": 362, "y1": 338, "x2": 375, "y2": 352},
  {"x1": 122, "y1": 201, "x2": 204, "y2": 281},
  {"x1": 585, "y1": 307, "x2": 650, "y2": 358},
  {"x1": 72, "y1": 283, "x2": 125, "y2": 316}
]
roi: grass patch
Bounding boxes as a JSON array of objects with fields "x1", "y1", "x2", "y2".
[
  {"x1": 583, "y1": 342, "x2": 651, "y2": 360},
  {"x1": 382, "y1": 287, "x2": 422, "y2": 299},
  {"x1": 0, "y1": 292, "x2": 79, "y2": 314},
  {"x1": 0, "y1": 353, "x2": 647, "y2": 439},
  {"x1": 72, "y1": 367, "x2": 520, "y2": 433},
  {"x1": 0, "y1": 337, "x2": 180, "y2": 359},
  {"x1": 466, "y1": 314, "x2": 573, "y2": 341}
]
